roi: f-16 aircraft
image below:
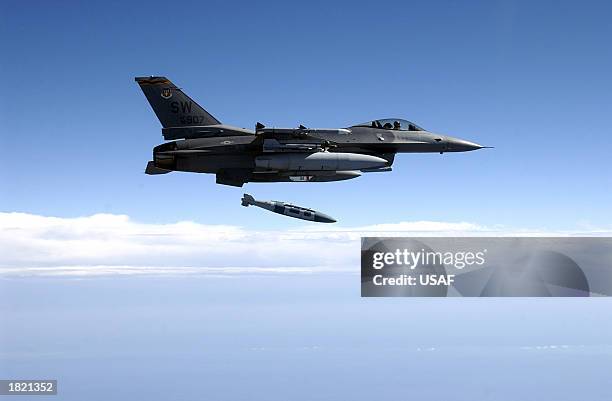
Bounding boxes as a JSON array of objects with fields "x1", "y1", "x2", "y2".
[{"x1": 136, "y1": 76, "x2": 487, "y2": 187}]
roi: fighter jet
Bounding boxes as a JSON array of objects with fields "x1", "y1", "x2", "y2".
[{"x1": 136, "y1": 76, "x2": 487, "y2": 187}]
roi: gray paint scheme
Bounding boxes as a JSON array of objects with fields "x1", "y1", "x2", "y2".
[
  {"x1": 136, "y1": 76, "x2": 487, "y2": 187},
  {"x1": 241, "y1": 194, "x2": 336, "y2": 223}
]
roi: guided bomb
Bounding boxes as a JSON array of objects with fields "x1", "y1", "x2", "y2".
[{"x1": 241, "y1": 194, "x2": 336, "y2": 223}]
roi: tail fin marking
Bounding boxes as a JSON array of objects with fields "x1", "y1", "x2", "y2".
[{"x1": 135, "y1": 76, "x2": 221, "y2": 128}]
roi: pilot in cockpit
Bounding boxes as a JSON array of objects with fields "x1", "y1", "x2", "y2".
[{"x1": 393, "y1": 120, "x2": 401, "y2": 130}]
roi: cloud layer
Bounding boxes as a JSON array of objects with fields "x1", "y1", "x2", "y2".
[{"x1": 0, "y1": 212, "x2": 606, "y2": 277}]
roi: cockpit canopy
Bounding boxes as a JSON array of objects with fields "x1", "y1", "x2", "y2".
[{"x1": 352, "y1": 118, "x2": 425, "y2": 131}]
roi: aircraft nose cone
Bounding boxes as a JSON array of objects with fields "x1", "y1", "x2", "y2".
[{"x1": 446, "y1": 137, "x2": 484, "y2": 152}]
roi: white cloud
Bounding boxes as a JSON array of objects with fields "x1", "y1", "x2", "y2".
[{"x1": 0, "y1": 212, "x2": 608, "y2": 277}]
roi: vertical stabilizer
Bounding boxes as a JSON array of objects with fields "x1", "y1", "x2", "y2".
[{"x1": 135, "y1": 76, "x2": 221, "y2": 128}]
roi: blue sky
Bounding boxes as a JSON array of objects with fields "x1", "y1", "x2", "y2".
[
  {"x1": 2, "y1": 2, "x2": 612, "y2": 400},
  {"x1": 1, "y1": 0, "x2": 611, "y2": 229}
]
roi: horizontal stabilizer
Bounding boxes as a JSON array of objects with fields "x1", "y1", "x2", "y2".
[
  {"x1": 157, "y1": 149, "x2": 212, "y2": 155},
  {"x1": 145, "y1": 161, "x2": 171, "y2": 175}
]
